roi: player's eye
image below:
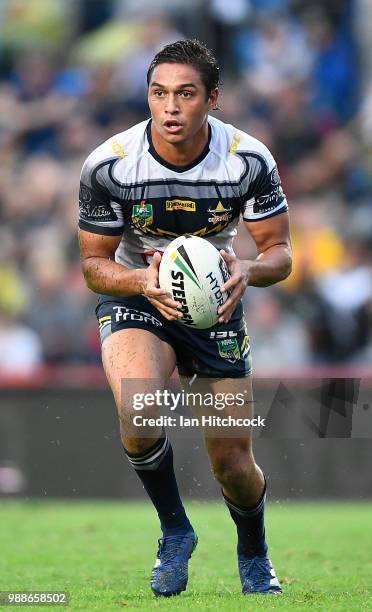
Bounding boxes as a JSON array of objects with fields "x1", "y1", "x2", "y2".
[
  {"x1": 180, "y1": 91, "x2": 193, "y2": 98},
  {"x1": 153, "y1": 90, "x2": 165, "y2": 97}
]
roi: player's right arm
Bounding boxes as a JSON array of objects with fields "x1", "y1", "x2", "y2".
[
  {"x1": 78, "y1": 151, "x2": 181, "y2": 320},
  {"x1": 79, "y1": 231, "x2": 182, "y2": 321},
  {"x1": 79, "y1": 229, "x2": 144, "y2": 296}
]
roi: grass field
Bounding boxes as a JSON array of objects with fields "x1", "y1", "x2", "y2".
[{"x1": 0, "y1": 501, "x2": 371, "y2": 611}]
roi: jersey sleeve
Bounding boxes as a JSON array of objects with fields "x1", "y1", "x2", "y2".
[
  {"x1": 78, "y1": 154, "x2": 124, "y2": 236},
  {"x1": 240, "y1": 144, "x2": 288, "y2": 222}
]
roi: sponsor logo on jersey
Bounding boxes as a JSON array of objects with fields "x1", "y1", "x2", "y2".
[
  {"x1": 79, "y1": 191, "x2": 118, "y2": 222},
  {"x1": 111, "y1": 140, "x2": 127, "y2": 158},
  {"x1": 131, "y1": 201, "x2": 153, "y2": 228},
  {"x1": 170, "y1": 270, "x2": 196, "y2": 326},
  {"x1": 80, "y1": 185, "x2": 91, "y2": 202},
  {"x1": 166, "y1": 199, "x2": 196, "y2": 212},
  {"x1": 217, "y1": 338, "x2": 241, "y2": 363},
  {"x1": 229, "y1": 133, "x2": 241, "y2": 154},
  {"x1": 253, "y1": 187, "x2": 284, "y2": 214},
  {"x1": 207, "y1": 201, "x2": 233, "y2": 224},
  {"x1": 270, "y1": 166, "x2": 280, "y2": 186}
]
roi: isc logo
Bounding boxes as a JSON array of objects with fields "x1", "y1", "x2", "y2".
[{"x1": 209, "y1": 331, "x2": 238, "y2": 339}]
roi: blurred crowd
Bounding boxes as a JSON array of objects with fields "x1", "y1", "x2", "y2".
[{"x1": 0, "y1": 0, "x2": 372, "y2": 375}]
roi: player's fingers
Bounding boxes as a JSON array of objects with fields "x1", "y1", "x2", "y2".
[
  {"x1": 160, "y1": 298, "x2": 182, "y2": 310},
  {"x1": 221, "y1": 272, "x2": 241, "y2": 292},
  {"x1": 150, "y1": 251, "x2": 162, "y2": 269},
  {"x1": 148, "y1": 298, "x2": 183, "y2": 319},
  {"x1": 218, "y1": 302, "x2": 236, "y2": 323},
  {"x1": 152, "y1": 292, "x2": 182, "y2": 309},
  {"x1": 149, "y1": 299, "x2": 179, "y2": 321},
  {"x1": 158, "y1": 309, "x2": 182, "y2": 321},
  {"x1": 220, "y1": 249, "x2": 235, "y2": 264},
  {"x1": 145, "y1": 286, "x2": 168, "y2": 298},
  {"x1": 218, "y1": 286, "x2": 244, "y2": 321}
]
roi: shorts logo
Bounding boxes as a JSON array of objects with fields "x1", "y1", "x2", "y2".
[
  {"x1": 132, "y1": 201, "x2": 153, "y2": 228},
  {"x1": 210, "y1": 330, "x2": 237, "y2": 339},
  {"x1": 207, "y1": 201, "x2": 233, "y2": 224},
  {"x1": 98, "y1": 315, "x2": 111, "y2": 328},
  {"x1": 217, "y1": 338, "x2": 240, "y2": 363},
  {"x1": 112, "y1": 306, "x2": 162, "y2": 327},
  {"x1": 240, "y1": 335, "x2": 250, "y2": 359},
  {"x1": 166, "y1": 199, "x2": 196, "y2": 212}
]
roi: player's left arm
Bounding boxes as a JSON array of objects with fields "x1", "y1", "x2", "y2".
[{"x1": 218, "y1": 212, "x2": 292, "y2": 322}]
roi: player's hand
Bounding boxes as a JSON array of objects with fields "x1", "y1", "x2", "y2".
[
  {"x1": 218, "y1": 250, "x2": 251, "y2": 323},
  {"x1": 140, "y1": 252, "x2": 183, "y2": 321}
]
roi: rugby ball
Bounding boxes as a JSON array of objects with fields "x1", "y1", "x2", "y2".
[{"x1": 159, "y1": 235, "x2": 230, "y2": 329}]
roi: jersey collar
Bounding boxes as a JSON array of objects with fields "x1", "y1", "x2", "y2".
[{"x1": 146, "y1": 120, "x2": 211, "y2": 173}]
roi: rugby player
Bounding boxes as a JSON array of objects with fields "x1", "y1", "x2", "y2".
[{"x1": 78, "y1": 39, "x2": 292, "y2": 597}]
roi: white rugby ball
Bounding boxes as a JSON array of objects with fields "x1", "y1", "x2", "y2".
[{"x1": 159, "y1": 235, "x2": 230, "y2": 329}]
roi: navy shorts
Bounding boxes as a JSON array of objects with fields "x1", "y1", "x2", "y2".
[{"x1": 96, "y1": 295, "x2": 252, "y2": 378}]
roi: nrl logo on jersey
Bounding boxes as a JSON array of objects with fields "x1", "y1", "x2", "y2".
[
  {"x1": 207, "y1": 201, "x2": 233, "y2": 224},
  {"x1": 166, "y1": 199, "x2": 196, "y2": 212},
  {"x1": 131, "y1": 200, "x2": 153, "y2": 228}
]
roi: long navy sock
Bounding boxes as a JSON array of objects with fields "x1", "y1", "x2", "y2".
[
  {"x1": 223, "y1": 479, "x2": 268, "y2": 557},
  {"x1": 124, "y1": 433, "x2": 192, "y2": 536}
]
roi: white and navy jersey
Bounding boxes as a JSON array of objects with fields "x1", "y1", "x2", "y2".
[{"x1": 79, "y1": 116, "x2": 288, "y2": 268}]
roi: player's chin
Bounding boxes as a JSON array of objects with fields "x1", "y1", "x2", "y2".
[{"x1": 161, "y1": 131, "x2": 186, "y2": 144}]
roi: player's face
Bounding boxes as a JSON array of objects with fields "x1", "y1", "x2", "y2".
[{"x1": 148, "y1": 63, "x2": 218, "y2": 146}]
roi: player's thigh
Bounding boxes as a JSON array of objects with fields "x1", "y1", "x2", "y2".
[
  {"x1": 180, "y1": 374, "x2": 254, "y2": 463},
  {"x1": 102, "y1": 328, "x2": 177, "y2": 418}
]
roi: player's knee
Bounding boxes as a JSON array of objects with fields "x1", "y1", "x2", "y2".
[
  {"x1": 119, "y1": 415, "x2": 162, "y2": 454},
  {"x1": 211, "y1": 452, "x2": 255, "y2": 487}
]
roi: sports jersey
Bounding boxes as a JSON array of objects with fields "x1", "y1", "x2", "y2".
[{"x1": 79, "y1": 116, "x2": 288, "y2": 269}]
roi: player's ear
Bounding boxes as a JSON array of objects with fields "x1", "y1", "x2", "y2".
[{"x1": 208, "y1": 88, "x2": 219, "y2": 111}]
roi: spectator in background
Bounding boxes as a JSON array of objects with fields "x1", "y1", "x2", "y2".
[
  {"x1": 111, "y1": 13, "x2": 184, "y2": 112},
  {"x1": 243, "y1": 289, "x2": 309, "y2": 369},
  {"x1": 0, "y1": 308, "x2": 42, "y2": 375},
  {"x1": 207, "y1": 0, "x2": 252, "y2": 76},
  {"x1": 240, "y1": 13, "x2": 313, "y2": 100},
  {"x1": 302, "y1": 239, "x2": 372, "y2": 363},
  {"x1": 303, "y1": 3, "x2": 360, "y2": 126}
]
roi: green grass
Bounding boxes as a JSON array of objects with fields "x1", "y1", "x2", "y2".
[{"x1": 0, "y1": 501, "x2": 371, "y2": 611}]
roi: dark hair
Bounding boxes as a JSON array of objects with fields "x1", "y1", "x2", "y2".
[{"x1": 147, "y1": 39, "x2": 219, "y2": 98}]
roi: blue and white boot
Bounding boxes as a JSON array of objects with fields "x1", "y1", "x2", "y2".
[
  {"x1": 238, "y1": 554, "x2": 282, "y2": 595},
  {"x1": 151, "y1": 530, "x2": 198, "y2": 596}
]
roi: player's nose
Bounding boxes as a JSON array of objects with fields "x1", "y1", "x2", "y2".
[{"x1": 165, "y1": 94, "x2": 179, "y2": 114}]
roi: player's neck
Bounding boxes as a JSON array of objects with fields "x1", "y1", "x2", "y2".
[{"x1": 150, "y1": 121, "x2": 209, "y2": 167}]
